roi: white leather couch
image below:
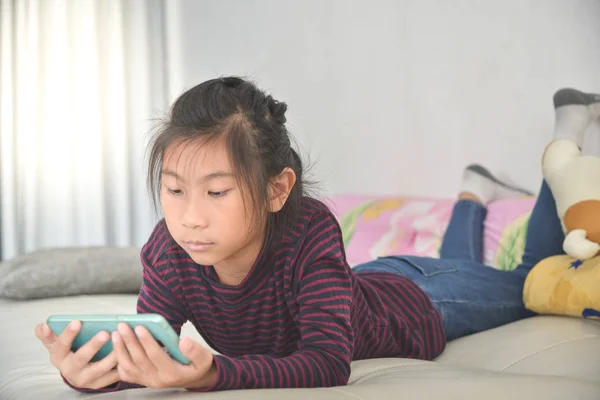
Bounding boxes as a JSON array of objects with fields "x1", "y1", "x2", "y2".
[{"x1": 2, "y1": 294, "x2": 599, "y2": 400}]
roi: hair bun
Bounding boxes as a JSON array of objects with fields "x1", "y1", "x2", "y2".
[
  {"x1": 266, "y1": 96, "x2": 287, "y2": 125},
  {"x1": 220, "y1": 76, "x2": 244, "y2": 88}
]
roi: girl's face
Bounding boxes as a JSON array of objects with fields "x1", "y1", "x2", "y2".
[{"x1": 160, "y1": 138, "x2": 265, "y2": 272}]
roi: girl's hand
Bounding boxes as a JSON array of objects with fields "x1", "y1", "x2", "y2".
[
  {"x1": 34, "y1": 321, "x2": 120, "y2": 389},
  {"x1": 112, "y1": 323, "x2": 216, "y2": 390}
]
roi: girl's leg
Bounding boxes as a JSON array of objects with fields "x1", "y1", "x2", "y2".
[
  {"x1": 439, "y1": 165, "x2": 533, "y2": 263},
  {"x1": 441, "y1": 176, "x2": 565, "y2": 273},
  {"x1": 355, "y1": 254, "x2": 535, "y2": 341},
  {"x1": 439, "y1": 199, "x2": 486, "y2": 263},
  {"x1": 355, "y1": 179, "x2": 563, "y2": 340},
  {"x1": 513, "y1": 179, "x2": 565, "y2": 278}
]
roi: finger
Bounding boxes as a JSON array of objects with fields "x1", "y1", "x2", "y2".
[
  {"x1": 86, "y1": 349, "x2": 118, "y2": 376},
  {"x1": 112, "y1": 329, "x2": 145, "y2": 384},
  {"x1": 179, "y1": 337, "x2": 213, "y2": 370},
  {"x1": 64, "y1": 350, "x2": 117, "y2": 389},
  {"x1": 35, "y1": 323, "x2": 58, "y2": 349},
  {"x1": 86, "y1": 369, "x2": 120, "y2": 390},
  {"x1": 66, "y1": 330, "x2": 111, "y2": 370},
  {"x1": 117, "y1": 323, "x2": 153, "y2": 372},
  {"x1": 51, "y1": 321, "x2": 81, "y2": 363},
  {"x1": 112, "y1": 330, "x2": 133, "y2": 364},
  {"x1": 135, "y1": 325, "x2": 172, "y2": 369},
  {"x1": 112, "y1": 330, "x2": 141, "y2": 385},
  {"x1": 113, "y1": 332, "x2": 143, "y2": 386},
  {"x1": 81, "y1": 351, "x2": 117, "y2": 383}
]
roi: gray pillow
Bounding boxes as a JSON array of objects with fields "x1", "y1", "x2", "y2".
[{"x1": 0, "y1": 247, "x2": 143, "y2": 300}]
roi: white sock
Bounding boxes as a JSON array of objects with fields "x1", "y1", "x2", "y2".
[
  {"x1": 553, "y1": 105, "x2": 591, "y2": 148},
  {"x1": 589, "y1": 94, "x2": 600, "y2": 120},
  {"x1": 492, "y1": 172, "x2": 532, "y2": 201},
  {"x1": 581, "y1": 119, "x2": 600, "y2": 157},
  {"x1": 553, "y1": 88, "x2": 600, "y2": 147},
  {"x1": 461, "y1": 169, "x2": 496, "y2": 204},
  {"x1": 460, "y1": 166, "x2": 532, "y2": 205}
]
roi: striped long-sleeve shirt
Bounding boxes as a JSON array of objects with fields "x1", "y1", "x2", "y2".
[{"x1": 75, "y1": 197, "x2": 445, "y2": 392}]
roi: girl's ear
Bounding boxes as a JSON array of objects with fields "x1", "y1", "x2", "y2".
[{"x1": 268, "y1": 167, "x2": 297, "y2": 212}]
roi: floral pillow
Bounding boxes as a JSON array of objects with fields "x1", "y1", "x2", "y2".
[
  {"x1": 484, "y1": 197, "x2": 535, "y2": 270},
  {"x1": 328, "y1": 195, "x2": 536, "y2": 271}
]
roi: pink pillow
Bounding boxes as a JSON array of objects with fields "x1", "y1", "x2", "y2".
[
  {"x1": 484, "y1": 197, "x2": 536, "y2": 270},
  {"x1": 328, "y1": 195, "x2": 536, "y2": 270}
]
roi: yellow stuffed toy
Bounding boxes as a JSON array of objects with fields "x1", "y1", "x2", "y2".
[
  {"x1": 524, "y1": 255, "x2": 600, "y2": 319},
  {"x1": 524, "y1": 89, "x2": 600, "y2": 318}
]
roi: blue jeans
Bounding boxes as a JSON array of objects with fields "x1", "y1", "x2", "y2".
[{"x1": 353, "y1": 181, "x2": 565, "y2": 341}]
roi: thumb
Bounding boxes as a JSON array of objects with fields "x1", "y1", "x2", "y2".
[
  {"x1": 179, "y1": 337, "x2": 212, "y2": 368},
  {"x1": 35, "y1": 323, "x2": 59, "y2": 349}
]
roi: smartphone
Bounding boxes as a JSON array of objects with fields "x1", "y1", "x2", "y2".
[{"x1": 46, "y1": 314, "x2": 191, "y2": 365}]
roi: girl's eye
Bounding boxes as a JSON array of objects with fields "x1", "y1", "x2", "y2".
[
  {"x1": 209, "y1": 190, "x2": 230, "y2": 198},
  {"x1": 167, "y1": 188, "x2": 183, "y2": 196}
]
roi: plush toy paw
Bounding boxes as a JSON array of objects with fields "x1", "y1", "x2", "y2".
[{"x1": 563, "y1": 229, "x2": 600, "y2": 261}]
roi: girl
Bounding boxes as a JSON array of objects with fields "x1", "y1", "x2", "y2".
[{"x1": 35, "y1": 78, "x2": 600, "y2": 392}]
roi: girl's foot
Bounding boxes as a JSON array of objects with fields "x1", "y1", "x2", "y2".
[
  {"x1": 553, "y1": 88, "x2": 600, "y2": 148},
  {"x1": 459, "y1": 164, "x2": 533, "y2": 205}
]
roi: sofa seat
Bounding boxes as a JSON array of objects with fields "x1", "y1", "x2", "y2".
[{"x1": 1, "y1": 294, "x2": 599, "y2": 400}]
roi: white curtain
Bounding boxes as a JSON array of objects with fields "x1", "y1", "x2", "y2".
[{"x1": 0, "y1": 0, "x2": 170, "y2": 260}]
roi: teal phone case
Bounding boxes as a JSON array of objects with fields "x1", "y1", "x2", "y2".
[{"x1": 46, "y1": 314, "x2": 191, "y2": 365}]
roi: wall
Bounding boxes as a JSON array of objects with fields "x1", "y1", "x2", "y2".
[{"x1": 169, "y1": 0, "x2": 600, "y2": 197}]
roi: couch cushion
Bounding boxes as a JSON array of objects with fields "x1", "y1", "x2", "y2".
[
  {"x1": 2, "y1": 295, "x2": 600, "y2": 399},
  {"x1": 437, "y1": 315, "x2": 600, "y2": 383},
  {"x1": 0, "y1": 247, "x2": 143, "y2": 300}
]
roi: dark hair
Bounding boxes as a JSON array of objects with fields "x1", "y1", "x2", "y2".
[{"x1": 147, "y1": 76, "x2": 314, "y2": 250}]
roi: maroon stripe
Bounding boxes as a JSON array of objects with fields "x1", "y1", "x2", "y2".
[
  {"x1": 273, "y1": 357, "x2": 284, "y2": 387},
  {"x1": 296, "y1": 353, "x2": 314, "y2": 387},
  {"x1": 137, "y1": 295, "x2": 173, "y2": 318},
  {"x1": 142, "y1": 273, "x2": 178, "y2": 308},
  {"x1": 140, "y1": 283, "x2": 176, "y2": 310},
  {"x1": 279, "y1": 356, "x2": 298, "y2": 387},
  {"x1": 303, "y1": 350, "x2": 329, "y2": 385},
  {"x1": 287, "y1": 355, "x2": 307, "y2": 386},
  {"x1": 147, "y1": 226, "x2": 166, "y2": 257},
  {"x1": 369, "y1": 279, "x2": 422, "y2": 325}
]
